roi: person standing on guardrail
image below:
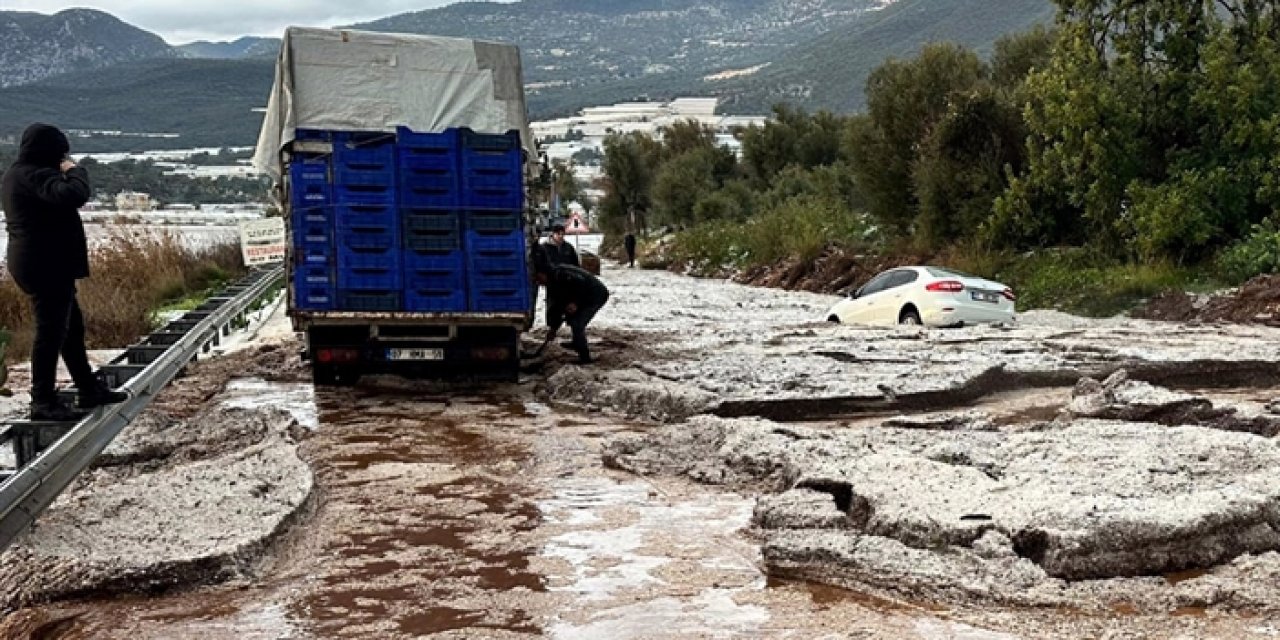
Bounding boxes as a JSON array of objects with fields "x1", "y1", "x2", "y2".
[{"x1": 1, "y1": 123, "x2": 129, "y2": 421}]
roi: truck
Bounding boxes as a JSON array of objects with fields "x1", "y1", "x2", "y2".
[{"x1": 252, "y1": 27, "x2": 538, "y2": 385}]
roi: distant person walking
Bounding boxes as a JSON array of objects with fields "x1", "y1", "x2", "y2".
[
  {"x1": 624, "y1": 232, "x2": 637, "y2": 268},
  {"x1": 1, "y1": 123, "x2": 128, "y2": 420},
  {"x1": 533, "y1": 251, "x2": 610, "y2": 364}
]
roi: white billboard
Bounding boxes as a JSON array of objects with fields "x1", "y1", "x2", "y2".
[{"x1": 239, "y1": 217, "x2": 286, "y2": 266}]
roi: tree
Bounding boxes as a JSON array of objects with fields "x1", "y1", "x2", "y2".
[
  {"x1": 740, "y1": 105, "x2": 845, "y2": 190},
  {"x1": 552, "y1": 161, "x2": 581, "y2": 212},
  {"x1": 994, "y1": 0, "x2": 1280, "y2": 260},
  {"x1": 650, "y1": 145, "x2": 738, "y2": 226},
  {"x1": 845, "y1": 43, "x2": 987, "y2": 236},
  {"x1": 599, "y1": 132, "x2": 661, "y2": 233}
]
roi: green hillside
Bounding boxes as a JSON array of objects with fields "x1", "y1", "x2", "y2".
[
  {"x1": 0, "y1": 58, "x2": 274, "y2": 151},
  {"x1": 716, "y1": 0, "x2": 1056, "y2": 113}
]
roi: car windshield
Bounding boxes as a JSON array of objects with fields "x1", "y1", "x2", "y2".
[{"x1": 925, "y1": 266, "x2": 975, "y2": 279}]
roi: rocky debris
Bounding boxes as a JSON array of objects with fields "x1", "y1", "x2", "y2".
[
  {"x1": 882, "y1": 410, "x2": 997, "y2": 431},
  {"x1": 606, "y1": 414, "x2": 1280, "y2": 604},
  {"x1": 545, "y1": 365, "x2": 716, "y2": 423},
  {"x1": 100, "y1": 407, "x2": 307, "y2": 468},
  {"x1": 152, "y1": 343, "x2": 310, "y2": 418},
  {"x1": 1134, "y1": 275, "x2": 1280, "y2": 325},
  {"x1": 1066, "y1": 370, "x2": 1280, "y2": 436},
  {"x1": 559, "y1": 266, "x2": 1280, "y2": 425},
  {"x1": 0, "y1": 406, "x2": 312, "y2": 614}
]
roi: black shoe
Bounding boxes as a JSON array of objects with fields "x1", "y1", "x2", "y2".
[
  {"x1": 30, "y1": 397, "x2": 83, "y2": 421},
  {"x1": 78, "y1": 385, "x2": 130, "y2": 409}
]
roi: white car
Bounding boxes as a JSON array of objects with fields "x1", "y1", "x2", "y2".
[{"x1": 826, "y1": 266, "x2": 1015, "y2": 327}]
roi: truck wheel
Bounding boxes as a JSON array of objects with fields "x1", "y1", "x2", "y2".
[{"x1": 313, "y1": 365, "x2": 339, "y2": 386}]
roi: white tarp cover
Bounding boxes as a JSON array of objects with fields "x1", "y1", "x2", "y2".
[{"x1": 253, "y1": 27, "x2": 534, "y2": 180}]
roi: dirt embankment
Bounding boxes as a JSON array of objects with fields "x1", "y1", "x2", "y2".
[{"x1": 1134, "y1": 274, "x2": 1280, "y2": 325}]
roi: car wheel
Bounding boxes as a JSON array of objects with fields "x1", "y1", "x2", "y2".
[
  {"x1": 899, "y1": 309, "x2": 922, "y2": 325},
  {"x1": 827, "y1": 315, "x2": 841, "y2": 324}
]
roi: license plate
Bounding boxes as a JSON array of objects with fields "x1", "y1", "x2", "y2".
[
  {"x1": 971, "y1": 290, "x2": 999, "y2": 304},
  {"x1": 387, "y1": 348, "x2": 444, "y2": 361}
]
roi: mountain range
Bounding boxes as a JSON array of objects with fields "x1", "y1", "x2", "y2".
[{"x1": 0, "y1": 0, "x2": 1055, "y2": 150}]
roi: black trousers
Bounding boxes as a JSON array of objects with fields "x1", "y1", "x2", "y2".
[
  {"x1": 23, "y1": 281, "x2": 95, "y2": 403},
  {"x1": 566, "y1": 293, "x2": 609, "y2": 359}
]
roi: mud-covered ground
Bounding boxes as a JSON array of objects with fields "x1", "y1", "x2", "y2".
[{"x1": 2, "y1": 267, "x2": 1280, "y2": 638}]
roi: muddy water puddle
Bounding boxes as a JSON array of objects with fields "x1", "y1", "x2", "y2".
[{"x1": 30, "y1": 379, "x2": 1002, "y2": 639}]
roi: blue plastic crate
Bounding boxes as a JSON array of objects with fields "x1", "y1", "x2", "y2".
[
  {"x1": 405, "y1": 226, "x2": 461, "y2": 251},
  {"x1": 294, "y1": 128, "x2": 334, "y2": 142},
  {"x1": 403, "y1": 250, "x2": 465, "y2": 289},
  {"x1": 464, "y1": 209, "x2": 522, "y2": 233},
  {"x1": 292, "y1": 202, "x2": 333, "y2": 226},
  {"x1": 333, "y1": 131, "x2": 396, "y2": 165},
  {"x1": 467, "y1": 253, "x2": 525, "y2": 277},
  {"x1": 338, "y1": 242, "x2": 399, "y2": 269},
  {"x1": 338, "y1": 225, "x2": 398, "y2": 252},
  {"x1": 467, "y1": 275, "x2": 530, "y2": 313},
  {"x1": 334, "y1": 183, "x2": 396, "y2": 206},
  {"x1": 404, "y1": 246, "x2": 463, "y2": 269},
  {"x1": 292, "y1": 220, "x2": 332, "y2": 247},
  {"x1": 336, "y1": 203, "x2": 398, "y2": 229},
  {"x1": 461, "y1": 173, "x2": 523, "y2": 209},
  {"x1": 400, "y1": 165, "x2": 461, "y2": 208},
  {"x1": 291, "y1": 183, "x2": 332, "y2": 215},
  {"x1": 335, "y1": 165, "x2": 395, "y2": 187},
  {"x1": 465, "y1": 229, "x2": 525, "y2": 256},
  {"x1": 295, "y1": 241, "x2": 336, "y2": 266},
  {"x1": 294, "y1": 264, "x2": 335, "y2": 287},
  {"x1": 460, "y1": 128, "x2": 521, "y2": 154},
  {"x1": 405, "y1": 288, "x2": 468, "y2": 312},
  {"x1": 290, "y1": 151, "x2": 330, "y2": 179},
  {"x1": 338, "y1": 263, "x2": 401, "y2": 290},
  {"x1": 337, "y1": 289, "x2": 401, "y2": 312},
  {"x1": 403, "y1": 208, "x2": 460, "y2": 232},
  {"x1": 294, "y1": 283, "x2": 336, "y2": 311},
  {"x1": 398, "y1": 126, "x2": 459, "y2": 149}
]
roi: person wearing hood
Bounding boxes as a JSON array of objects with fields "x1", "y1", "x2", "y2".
[{"x1": 1, "y1": 123, "x2": 128, "y2": 420}]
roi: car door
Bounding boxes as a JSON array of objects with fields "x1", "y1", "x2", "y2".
[
  {"x1": 846, "y1": 272, "x2": 895, "y2": 325},
  {"x1": 878, "y1": 270, "x2": 920, "y2": 324}
]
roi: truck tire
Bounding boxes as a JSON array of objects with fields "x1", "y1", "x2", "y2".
[{"x1": 313, "y1": 365, "x2": 339, "y2": 386}]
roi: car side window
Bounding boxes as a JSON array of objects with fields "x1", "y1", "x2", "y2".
[
  {"x1": 886, "y1": 270, "x2": 919, "y2": 289},
  {"x1": 858, "y1": 272, "x2": 894, "y2": 297}
]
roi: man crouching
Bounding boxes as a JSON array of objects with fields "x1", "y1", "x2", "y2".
[{"x1": 533, "y1": 251, "x2": 609, "y2": 364}]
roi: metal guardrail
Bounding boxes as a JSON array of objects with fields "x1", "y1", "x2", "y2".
[{"x1": 0, "y1": 266, "x2": 284, "y2": 552}]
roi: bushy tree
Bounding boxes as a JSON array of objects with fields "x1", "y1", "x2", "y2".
[
  {"x1": 995, "y1": 1, "x2": 1280, "y2": 261},
  {"x1": 845, "y1": 43, "x2": 987, "y2": 235}
]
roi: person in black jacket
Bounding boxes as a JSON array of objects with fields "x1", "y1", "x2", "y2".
[
  {"x1": 543, "y1": 223, "x2": 580, "y2": 268},
  {"x1": 623, "y1": 232, "x2": 637, "y2": 268},
  {"x1": 1, "y1": 123, "x2": 128, "y2": 420},
  {"x1": 533, "y1": 250, "x2": 609, "y2": 364}
]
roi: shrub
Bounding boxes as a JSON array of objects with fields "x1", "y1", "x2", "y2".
[
  {"x1": 1214, "y1": 220, "x2": 1280, "y2": 285},
  {"x1": 0, "y1": 229, "x2": 246, "y2": 363}
]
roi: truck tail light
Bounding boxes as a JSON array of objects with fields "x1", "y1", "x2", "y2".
[
  {"x1": 471, "y1": 347, "x2": 511, "y2": 362},
  {"x1": 1002, "y1": 288, "x2": 1017, "y2": 301},
  {"x1": 316, "y1": 348, "x2": 360, "y2": 363}
]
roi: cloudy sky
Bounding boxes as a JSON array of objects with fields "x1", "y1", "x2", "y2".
[{"x1": 6, "y1": 1, "x2": 495, "y2": 44}]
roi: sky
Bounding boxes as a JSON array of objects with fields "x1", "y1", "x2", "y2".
[{"x1": 3, "y1": 1, "x2": 495, "y2": 44}]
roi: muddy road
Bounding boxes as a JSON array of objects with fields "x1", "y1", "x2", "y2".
[{"x1": 3, "y1": 267, "x2": 1280, "y2": 638}]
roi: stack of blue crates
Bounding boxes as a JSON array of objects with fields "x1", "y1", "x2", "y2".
[{"x1": 288, "y1": 126, "x2": 528, "y2": 314}]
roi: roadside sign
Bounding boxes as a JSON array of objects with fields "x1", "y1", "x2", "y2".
[{"x1": 239, "y1": 217, "x2": 286, "y2": 266}]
